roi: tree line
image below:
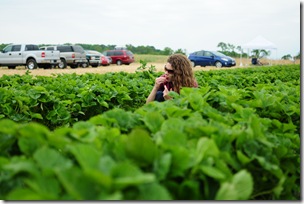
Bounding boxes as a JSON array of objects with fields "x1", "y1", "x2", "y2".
[
  {"x1": 0, "y1": 43, "x2": 186, "y2": 56},
  {"x1": 0, "y1": 42, "x2": 300, "y2": 60}
]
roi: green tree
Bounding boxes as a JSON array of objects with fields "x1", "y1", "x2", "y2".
[
  {"x1": 0, "y1": 43, "x2": 9, "y2": 50},
  {"x1": 281, "y1": 54, "x2": 292, "y2": 60},
  {"x1": 162, "y1": 47, "x2": 174, "y2": 55},
  {"x1": 174, "y1": 48, "x2": 186, "y2": 55},
  {"x1": 217, "y1": 42, "x2": 228, "y2": 52},
  {"x1": 294, "y1": 51, "x2": 300, "y2": 59},
  {"x1": 227, "y1": 43, "x2": 235, "y2": 52}
]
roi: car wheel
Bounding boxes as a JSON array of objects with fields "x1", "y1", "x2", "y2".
[
  {"x1": 81, "y1": 62, "x2": 88, "y2": 68},
  {"x1": 191, "y1": 61, "x2": 195, "y2": 67},
  {"x1": 26, "y1": 59, "x2": 37, "y2": 70},
  {"x1": 215, "y1": 61, "x2": 222, "y2": 68},
  {"x1": 116, "y1": 60, "x2": 122, "y2": 65},
  {"x1": 58, "y1": 58, "x2": 67, "y2": 69}
]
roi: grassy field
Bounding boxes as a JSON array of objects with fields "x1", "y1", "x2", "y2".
[{"x1": 134, "y1": 54, "x2": 168, "y2": 63}]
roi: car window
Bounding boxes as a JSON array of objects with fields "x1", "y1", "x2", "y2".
[
  {"x1": 204, "y1": 51, "x2": 213, "y2": 57},
  {"x1": 87, "y1": 50, "x2": 100, "y2": 55},
  {"x1": 25, "y1": 45, "x2": 39, "y2": 51},
  {"x1": 47, "y1": 47, "x2": 54, "y2": 51},
  {"x1": 73, "y1": 46, "x2": 84, "y2": 53},
  {"x1": 57, "y1": 46, "x2": 73, "y2": 52},
  {"x1": 213, "y1": 51, "x2": 226, "y2": 57},
  {"x1": 3, "y1": 45, "x2": 13, "y2": 53},
  {"x1": 114, "y1": 51, "x2": 123, "y2": 56},
  {"x1": 12, "y1": 45, "x2": 21, "y2": 52},
  {"x1": 126, "y1": 51, "x2": 133, "y2": 56},
  {"x1": 195, "y1": 51, "x2": 204, "y2": 56},
  {"x1": 107, "y1": 51, "x2": 115, "y2": 56}
]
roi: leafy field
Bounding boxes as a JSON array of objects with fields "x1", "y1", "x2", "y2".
[{"x1": 0, "y1": 64, "x2": 300, "y2": 200}]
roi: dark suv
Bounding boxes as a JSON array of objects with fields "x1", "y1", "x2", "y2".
[
  {"x1": 103, "y1": 50, "x2": 134, "y2": 65},
  {"x1": 40, "y1": 45, "x2": 88, "y2": 68}
]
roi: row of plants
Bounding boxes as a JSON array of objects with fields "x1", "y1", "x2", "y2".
[
  {"x1": 0, "y1": 85, "x2": 300, "y2": 199},
  {"x1": 0, "y1": 64, "x2": 300, "y2": 200},
  {"x1": 0, "y1": 65, "x2": 300, "y2": 130}
]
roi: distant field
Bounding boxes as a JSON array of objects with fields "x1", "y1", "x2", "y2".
[{"x1": 134, "y1": 54, "x2": 168, "y2": 63}]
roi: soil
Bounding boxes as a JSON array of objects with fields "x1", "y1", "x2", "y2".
[
  {"x1": 0, "y1": 63, "x2": 242, "y2": 77},
  {"x1": 0, "y1": 60, "x2": 298, "y2": 77}
]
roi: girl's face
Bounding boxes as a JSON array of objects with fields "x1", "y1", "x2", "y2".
[{"x1": 164, "y1": 63, "x2": 174, "y2": 82}]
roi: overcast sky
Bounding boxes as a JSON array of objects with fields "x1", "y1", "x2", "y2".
[{"x1": 0, "y1": 0, "x2": 301, "y2": 59}]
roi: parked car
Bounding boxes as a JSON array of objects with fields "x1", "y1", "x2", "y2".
[
  {"x1": 0, "y1": 44, "x2": 60, "y2": 69},
  {"x1": 40, "y1": 45, "x2": 88, "y2": 68},
  {"x1": 103, "y1": 50, "x2": 134, "y2": 65},
  {"x1": 85, "y1": 50, "x2": 110, "y2": 67},
  {"x1": 188, "y1": 50, "x2": 236, "y2": 68},
  {"x1": 106, "y1": 55, "x2": 112, "y2": 64},
  {"x1": 100, "y1": 54, "x2": 111, "y2": 66},
  {"x1": 85, "y1": 50, "x2": 101, "y2": 67}
]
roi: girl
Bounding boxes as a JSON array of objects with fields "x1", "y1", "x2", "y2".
[{"x1": 146, "y1": 54, "x2": 198, "y2": 103}]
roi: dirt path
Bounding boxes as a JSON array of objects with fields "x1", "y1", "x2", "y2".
[
  {"x1": 0, "y1": 62, "x2": 227, "y2": 77},
  {"x1": 0, "y1": 61, "x2": 298, "y2": 77}
]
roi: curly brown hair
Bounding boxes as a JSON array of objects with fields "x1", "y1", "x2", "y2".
[{"x1": 167, "y1": 54, "x2": 197, "y2": 93}]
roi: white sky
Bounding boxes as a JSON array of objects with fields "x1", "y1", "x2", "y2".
[{"x1": 0, "y1": 0, "x2": 301, "y2": 59}]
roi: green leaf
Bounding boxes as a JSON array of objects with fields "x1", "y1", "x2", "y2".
[
  {"x1": 33, "y1": 146, "x2": 72, "y2": 171},
  {"x1": 111, "y1": 162, "x2": 156, "y2": 190},
  {"x1": 3, "y1": 157, "x2": 39, "y2": 177},
  {"x1": 200, "y1": 165, "x2": 226, "y2": 180},
  {"x1": 68, "y1": 143, "x2": 102, "y2": 170},
  {"x1": 154, "y1": 152, "x2": 171, "y2": 181},
  {"x1": 25, "y1": 175, "x2": 61, "y2": 199},
  {"x1": 215, "y1": 182, "x2": 237, "y2": 200},
  {"x1": 124, "y1": 128, "x2": 157, "y2": 166},
  {"x1": 255, "y1": 155, "x2": 283, "y2": 178},
  {"x1": 143, "y1": 111, "x2": 165, "y2": 133},
  {"x1": 0, "y1": 120, "x2": 18, "y2": 156},
  {"x1": 160, "y1": 118, "x2": 187, "y2": 147},
  {"x1": 30, "y1": 113, "x2": 43, "y2": 120},
  {"x1": 17, "y1": 123, "x2": 49, "y2": 155},
  {"x1": 282, "y1": 122, "x2": 297, "y2": 133},
  {"x1": 102, "y1": 108, "x2": 141, "y2": 132},
  {"x1": 236, "y1": 150, "x2": 252, "y2": 165},
  {"x1": 113, "y1": 174, "x2": 155, "y2": 190},
  {"x1": 216, "y1": 170, "x2": 253, "y2": 200},
  {"x1": 169, "y1": 146, "x2": 191, "y2": 177},
  {"x1": 273, "y1": 175, "x2": 286, "y2": 198},
  {"x1": 70, "y1": 121, "x2": 99, "y2": 142},
  {"x1": 195, "y1": 137, "x2": 220, "y2": 165},
  {"x1": 55, "y1": 166, "x2": 101, "y2": 200},
  {"x1": 6, "y1": 188, "x2": 44, "y2": 200},
  {"x1": 84, "y1": 169, "x2": 113, "y2": 190},
  {"x1": 138, "y1": 182, "x2": 172, "y2": 200}
]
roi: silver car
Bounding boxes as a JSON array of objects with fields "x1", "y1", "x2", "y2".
[{"x1": 40, "y1": 45, "x2": 88, "y2": 69}]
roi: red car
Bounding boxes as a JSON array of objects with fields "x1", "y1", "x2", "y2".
[
  {"x1": 103, "y1": 49, "x2": 134, "y2": 65},
  {"x1": 100, "y1": 54, "x2": 110, "y2": 66},
  {"x1": 85, "y1": 50, "x2": 110, "y2": 67}
]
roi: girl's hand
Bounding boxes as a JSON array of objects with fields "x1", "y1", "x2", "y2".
[
  {"x1": 155, "y1": 76, "x2": 167, "y2": 89},
  {"x1": 163, "y1": 85, "x2": 172, "y2": 100}
]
